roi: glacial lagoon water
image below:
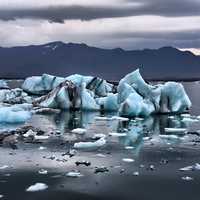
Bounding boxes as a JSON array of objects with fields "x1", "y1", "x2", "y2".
[{"x1": 1, "y1": 81, "x2": 200, "y2": 200}]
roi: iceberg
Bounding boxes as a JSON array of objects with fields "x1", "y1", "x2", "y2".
[
  {"x1": 0, "y1": 80, "x2": 9, "y2": 89},
  {"x1": 160, "y1": 82, "x2": 192, "y2": 113},
  {"x1": 22, "y1": 74, "x2": 65, "y2": 95},
  {"x1": 0, "y1": 88, "x2": 32, "y2": 104},
  {"x1": 118, "y1": 69, "x2": 191, "y2": 117},
  {"x1": 96, "y1": 93, "x2": 119, "y2": 111},
  {"x1": 0, "y1": 105, "x2": 31, "y2": 124},
  {"x1": 22, "y1": 69, "x2": 191, "y2": 117}
]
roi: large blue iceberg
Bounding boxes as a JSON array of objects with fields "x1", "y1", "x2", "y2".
[{"x1": 22, "y1": 69, "x2": 191, "y2": 117}]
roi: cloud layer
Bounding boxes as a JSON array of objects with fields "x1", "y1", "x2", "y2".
[{"x1": 0, "y1": 0, "x2": 199, "y2": 53}]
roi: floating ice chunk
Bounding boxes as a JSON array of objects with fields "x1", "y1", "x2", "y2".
[
  {"x1": 71, "y1": 128, "x2": 87, "y2": 135},
  {"x1": 0, "y1": 194, "x2": 3, "y2": 198},
  {"x1": 182, "y1": 118, "x2": 199, "y2": 123},
  {"x1": 66, "y1": 171, "x2": 83, "y2": 178},
  {"x1": 22, "y1": 74, "x2": 64, "y2": 95},
  {"x1": 159, "y1": 135, "x2": 179, "y2": 140},
  {"x1": 179, "y1": 166, "x2": 193, "y2": 171},
  {"x1": 181, "y1": 113, "x2": 191, "y2": 118},
  {"x1": 0, "y1": 106, "x2": 31, "y2": 124},
  {"x1": 182, "y1": 176, "x2": 193, "y2": 181},
  {"x1": 194, "y1": 163, "x2": 200, "y2": 170},
  {"x1": 66, "y1": 74, "x2": 93, "y2": 87},
  {"x1": 94, "y1": 116, "x2": 112, "y2": 121},
  {"x1": 38, "y1": 146, "x2": 47, "y2": 150},
  {"x1": 38, "y1": 169, "x2": 48, "y2": 175},
  {"x1": 111, "y1": 116, "x2": 129, "y2": 121},
  {"x1": 164, "y1": 128, "x2": 187, "y2": 133},
  {"x1": 180, "y1": 163, "x2": 200, "y2": 171},
  {"x1": 81, "y1": 83, "x2": 100, "y2": 110},
  {"x1": 0, "y1": 165, "x2": 9, "y2": 170},
  {"x1": 119, "y1": 91, "x2": 155, "y2": 117},
  {"x1": 125, "y1": 146, "x2": 135, "y2": 150},
  {"x1": 118, "y1": 69, "x2": 161, "y2": 110},
  {"x1": 0, "y1": 80, "x2": 9, "y2": 89},
  {"x1": 133, "y1": 172, "x2": 139, "y2": 176},
  {"x1": 26, "y1": 183, "x2": 48, "y2": 192},
  {"x1": 95, "y1": 153, "x2": 106, "y2": 158},
  {"x1": 66, "y1": 74, "x2": 113, "y2": 97},
  {"x1": 118, "y1": 69, "x2": 191, "y2": 117},
  {"x1": 96, "y1": 93, "x2": 119, "y2": 111},
  {"x1": 74, "y1": 137, "x2": 106, "y2": 149},
  {"x1": 109, "y1": 132, "x2": 127, "y2": 137},
  {"x1": 143, "y1": 137, "x2": 151, "y2": 141},
  {"x1": 161, "y1": 82, "x2": 192, "y2": 113},
  {"x1": 122, "y1": 158, "x2": 135, "y2": 163},
  {"x1": 0, "y1": 88, "x2": 31, "y2": 104},
  {"x1": 34, "y1": 135, "x2": 49, "y2": 140}
]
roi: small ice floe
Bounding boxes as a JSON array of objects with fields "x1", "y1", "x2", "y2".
[
  {"x1": 181, "y1": 113, "x2": 191, "y2": 118},
  {"x1": 147, "y1": 165, "x2": 155, "y2": 171},
  {"x1": 168, "y1": 116, "x2": 175, "y2": 119},
  {"x1": 0, "y1": 106, "x2": 31, "y2": 124},
  {"x1": 111, "y1": 116, "x2": 129, "y2": 121},
  {"x1": 179, "y1": 163, "x2": 200, "y2": 171},
  {"x1": 143, "y1": 137, "x2": 151, "y2": 141},
  {"x1": 122, "y1": 158, "x2": 135, "y2": 163},
  {"x1": 38, "y1": 169, "x2": 48, "y2": 175},
  {"x1": 71, "y1": 128, "x2": 87, "y2": 135},
  {"x1": 159, "y1": 135, "x2": 179, "y2": 140},
  {"x1": 38, "y1": 146, "x2": 47, "y2": 150},
  {"x1": 135, "y1": 117, "x2": 144, "y2": 121},
  {"x1": 95, "y1": 153, "x2": 106, "y2": 158},
  {"x1": 164, "y1": 128, "x2": 187, "y2": 133},
  {"x1": 94, "y1": 116, "x2": 111, "y2": 121},
  {"x1": 133, "y1": 171, "x2": 139, "y2": 176},
  {"x1": 26, "y1": 183, "x2": 48, "y2": 192},
  {"x1": 94, "y1": 166, "x2": 109, "y2": 174},
  {"x1": 109, "y1": 132, "x2": 127, "y2": 137},
  {"x1": 66, "y1": 171, "x2": 83, "y2": 178},
  {"x1": 74, "y1": 137, "x2": 106, "y2": 149},
  {"x1": 0, "y1": 195, "x2": 3, "y2": 198},
  {"x1": 0, "y1": 165, "x2": 9, "y2": 170},
  {"x1": 34, "y1": 135, "x2": 49, "y2": 140},
  {"x1": 125, "y1": 146, "x2": 135, "y2": 150},
  {"x1": 180, "y1": 166, "x2": 194, "y2": 171},
  {"x1": 182, "y1": 118, "x2": 199, "y2": 123},
  {"x1": 182, "y1": 176, "x2": 193, "y2": 181}
]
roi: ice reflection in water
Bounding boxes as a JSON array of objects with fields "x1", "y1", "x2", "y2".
[{"x1": 26, "y1": 110, "x2": 199, "y2": 154}]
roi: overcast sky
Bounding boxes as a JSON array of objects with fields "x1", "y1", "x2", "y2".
[{"x1": 0, "y1": 0, "x2": 200, "y2": 54}]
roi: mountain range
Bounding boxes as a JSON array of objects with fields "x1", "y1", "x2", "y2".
[{"x1": 0, "y1": 41, "x2": 199, "y2": 81}]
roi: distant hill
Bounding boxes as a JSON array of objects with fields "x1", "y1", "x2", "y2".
[{"x1": 0, "y1": 41, "x2": 199, "y2": 81}]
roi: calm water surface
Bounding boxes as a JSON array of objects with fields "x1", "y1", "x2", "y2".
[{"x1": 1, "y1": 81, "x2": 200, "y2": 200}]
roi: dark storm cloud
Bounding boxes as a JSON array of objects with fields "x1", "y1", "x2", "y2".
[{"x1": 0, "y1": 0, "x2": 200, "y2": 22}]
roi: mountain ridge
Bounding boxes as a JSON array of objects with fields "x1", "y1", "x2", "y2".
[{"x1": 0, "y1": 41, "x2": 199, "y2": 80}]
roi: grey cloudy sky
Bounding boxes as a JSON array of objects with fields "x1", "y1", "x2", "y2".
[{"x1": 0, "y1": 0, "x2": 200, "y2": 54}]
